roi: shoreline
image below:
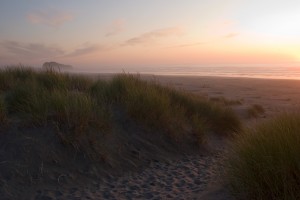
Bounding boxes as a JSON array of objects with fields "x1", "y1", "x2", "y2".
[{"x1": 75, "y1": 71, "x2": 300, "y2": 81}]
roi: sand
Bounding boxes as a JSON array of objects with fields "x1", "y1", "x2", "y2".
[
  {"x1": 2, "y1": 75, "x2": 300, "y2": 200},
  {"x1": 155, "y1": 75, "x2": 300, "y2": 117}
]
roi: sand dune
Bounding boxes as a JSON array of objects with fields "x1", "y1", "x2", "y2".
[{"x1": 2, "y1": 74, "x2": 299, "y2": 199}]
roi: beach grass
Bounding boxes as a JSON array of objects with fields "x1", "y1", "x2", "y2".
[
  {"x1": 0, "y1": 95, "x2": 7, "y2": 125},
  {"x1": 106, "y1": 74, "x2": 241, "y2": 138},
  {"x1": 247, "y1": 104, "x2": 265, "y2": 118},
  {"x1": 0, "y1": 66, "x2": 240, "y2": 145},
  {"x1": 227, "y1": 113, "x2": 300, "y2": 200},
  {"x1": 5, "y1": 79, "x2": 51, "y2": 125},
  {"x1": 50, "y1": 90, "x2": 108, "y2": 139},
  {"x1": 209, "y1": 96, "x2": 243, "y2": 106}
]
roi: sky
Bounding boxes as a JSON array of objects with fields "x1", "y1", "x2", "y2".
[{"x1": 0, "y1": 0, "x2": 300, "y2": 71}]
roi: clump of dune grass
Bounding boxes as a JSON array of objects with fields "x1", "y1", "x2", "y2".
[
  {"x1": 90, "y1": 74, "x2": 199, "y2": 142},
  {"x1": 99, "y1": 74, "x2": 241, "y2": 140},
  {"x1": 227, "y1": 113, "x2": 300, "y2": 200},
  {"x1": 0, "y1": 66, "x2": 35, "y2": 91},
  {"x1": 50, "y1": 90, "x2": 109, "y2": 140},
  {"x1": 1, "y1": 67, "x2": 240, "y2": 145},
  {"x1": 4, "y1": 66, "x2": 35, "y2": 81},
  {"x1": 247, "y1": 104, "x2": 265, "y2": 118},
  {"x1": 89, "y1": 79, "x2": 112, "y2": 103},
  {"x1": 3, "y1": 67, "x2": 109, "y2": 135},
  {"x1": 65, "y1": 74, "x2": 94, "y2": 91},
  {"x1": 5, "y1": 80, "x2": 50, "y2": 125},
  {"x1": 0, "y1": 96, "x2": 7, "y2": 125},
  {"x1": 209, "y1": 96, "x2": 243, "y2": 106},
  {"x1": 162, "y1": 87, "x2": 241, "y2": 134},
  {"x1": 36, "y1": 70, "x2": 68, "y2": 91}
]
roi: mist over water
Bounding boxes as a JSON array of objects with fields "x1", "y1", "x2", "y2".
[{"x1": 73, "y1": 64, "x2": 300, "y2": 80}]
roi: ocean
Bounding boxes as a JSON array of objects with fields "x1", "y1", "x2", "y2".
[{"x1": 75, "y1": 64, "x2": 300, "y2": 80}]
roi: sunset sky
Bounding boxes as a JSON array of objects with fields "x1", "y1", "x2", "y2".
[{"x1": 0, "y1": 0, "x2": 300, "y2": 71}]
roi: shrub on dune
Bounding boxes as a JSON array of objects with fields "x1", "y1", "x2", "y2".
[{"x1": 228, "y1": 113, "x2": 300, "y2": 200}]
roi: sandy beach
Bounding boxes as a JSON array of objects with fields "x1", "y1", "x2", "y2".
[
  {"x1": 2, "y1": 74, "x2": 300, "y2": 200},
  {"x1": 155, "y1": 75, "x2": 300, "y2": 116},
  {"x1": 99, "y1": 73, "x2": 300, "y2": 115}
]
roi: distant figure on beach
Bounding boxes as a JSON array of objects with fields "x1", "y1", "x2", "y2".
[{"x1": 42, "y1": 61, "x2": 72, "y2": 72}]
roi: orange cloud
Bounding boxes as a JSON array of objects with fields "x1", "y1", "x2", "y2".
[
  {"x1": 223, "y1": 32, "x2": 239, "y2": 39},
  {"x1": 164, "y1": 42, "x2": 207, "y2": 49}
]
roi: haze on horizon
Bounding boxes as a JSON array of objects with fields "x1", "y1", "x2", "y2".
[{"x1": 0, "y1": 0, "x2": 300, "y2": 71}]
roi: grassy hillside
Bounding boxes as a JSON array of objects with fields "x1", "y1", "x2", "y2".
[
  {"x1": 0, "y1": 66, "x2": 241, "y2": 198},
  {"x1": 0, "y1": 67, "x2": 240, "y2": 143}
]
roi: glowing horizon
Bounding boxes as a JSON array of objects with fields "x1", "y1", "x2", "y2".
[{"x1": 1, "y1": 0, "x2": 300, "y2": 70}]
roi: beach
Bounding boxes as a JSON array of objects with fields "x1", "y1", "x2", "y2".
[
  {"x1": 157, "y1": 75, "x2": 300, "y2": 111},
  {"x1": 37, "y1": 75, "x2": 300, "y2": 199},
  {"x1": 1, "y1": 73, "x2": 300, "y2": 199}
]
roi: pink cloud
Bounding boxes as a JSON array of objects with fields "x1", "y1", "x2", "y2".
[
  {"x1": 65, "y1": 44, "x2": 100, "y2": 57},
  {"x1": 27, "y1": 9, "x2": 74, "y2": 28},
  {"x1": 123, "y1": 27, "x2": 184, "y2": 46},
  {"x1": 64, "y1": 42, "x2": 115, "y2": 57},
  {"x1": 2, "y1": 40, "x2": 64, "y2": 58},
  {"x1": 105, "y1": 19, "x2": 126, "y2": 37}
]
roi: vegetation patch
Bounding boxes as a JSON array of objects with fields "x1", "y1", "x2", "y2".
[
  {"x1": 0, "y1": 96, "x2": 7, "y2": 125},
  {"x1": 106, "y1": 74, "x2": 241, "y2": 138},
  {"x1": 227, "y1": 113, "x2": 300, "y2": 200},
  {"x1": 209, "y1": 96, "x2": 243, "y2": 106},
  {"x1": 247, "y1": 104, "x2": 265, "y2": 118},
  {"x1": 0, "y1": 67, "x2": 241, "y2": 143}
]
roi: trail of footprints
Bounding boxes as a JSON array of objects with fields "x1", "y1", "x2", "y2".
[{"x1": 34, "y1": 151, "x2": 226, "y2": 200}]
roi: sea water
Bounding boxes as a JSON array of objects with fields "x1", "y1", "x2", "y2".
[{"x1": 74, "y1": 64, "x2": 300, "y2": 80}]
